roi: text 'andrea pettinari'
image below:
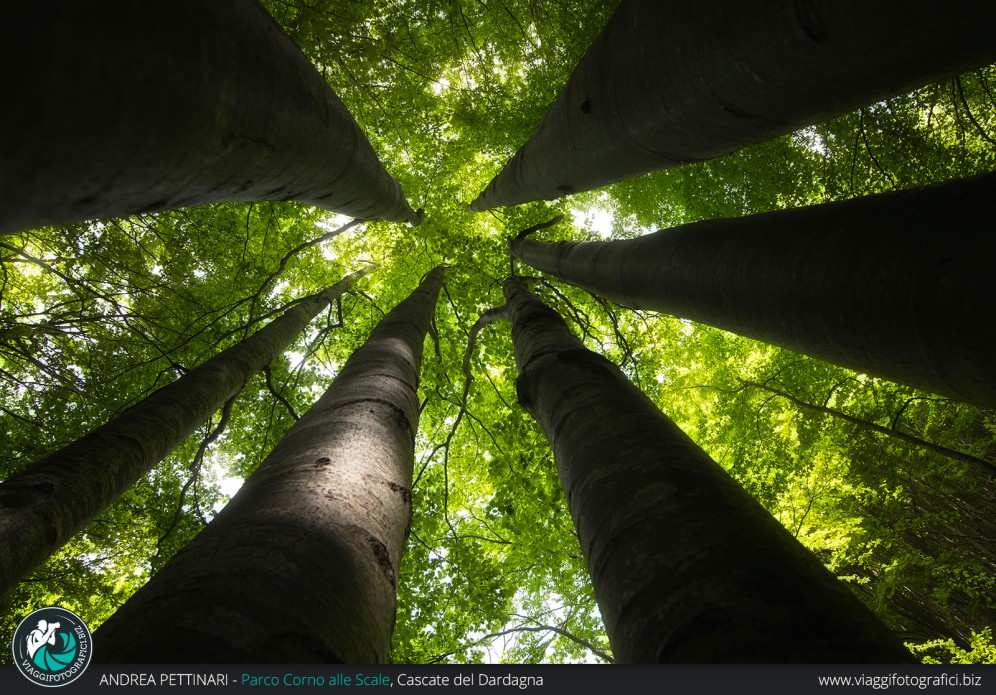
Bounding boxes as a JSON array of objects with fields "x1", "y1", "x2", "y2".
[{"x1": 99, "y1": 673, "x2": 230, "y2": 686}]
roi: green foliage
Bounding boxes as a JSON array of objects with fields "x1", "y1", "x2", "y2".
[
  {"x1": 908, "y1": 628, "x2": 996, "y2": 665},
  {"x1": 2, "y1": 1, "x2": 995, "y2": 664}
]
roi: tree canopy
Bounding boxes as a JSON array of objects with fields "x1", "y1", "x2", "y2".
[{"x1": 1, "y1": 0, "x2": 994, "y2": 664}]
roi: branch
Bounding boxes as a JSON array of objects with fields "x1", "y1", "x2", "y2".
[
  {"x1": 857, "y1": 108, "x2": 898, "y2": 189},
  {"x1": 155, "y1": 393, "x2": 239, "y2": 555},
  {"x1": 415, "y1": 306, "x2": 509, "y2": 548},
  {"x1": 515, "y1": 213, "x2": 565, "y2": 240},
  {"x1": 428, "y1": 620, "x2": 613, "y2": 664},
  {"x1": 955, "y1": 76, "x2": 996, "y2": 147},
  {"x1": 263, "y1": 364, "x2": 299, "y2": 420},
  {"x1": 739, "y1": 380, "x2": 996, "y2": 477},
  {"x1": 246, "y1": 218, "x2": 362, "y2": 328}
]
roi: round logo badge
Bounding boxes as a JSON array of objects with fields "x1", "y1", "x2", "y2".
[{"x1": 12, "y1": 607, "x2": 92, "y2": 687}]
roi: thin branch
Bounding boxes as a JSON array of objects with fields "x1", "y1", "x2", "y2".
[
  {"x1": 245, "y1": 218, "x2": 362, "y2": 329},
  {"x1": 263, "y1": 364, "x2": 299, "y2": 420},
  {"x1": 857, "y1": 108, "x2": 898, "y2": 189},
  {"x1": 155, "y1": 393, "x2": 239, "y2": 555},
  {"x1": 739, "y1": 380, "x2": 996, "y2": 476},
  {"x1": 428, "y1": 621, "x2": 612, "y2": 664},
  {"x1": 955, "y1": 76, "x2": 996, "y2": 147},
  {"x1": 515, "y1": 213, "x2": 565, "y2": 240}
]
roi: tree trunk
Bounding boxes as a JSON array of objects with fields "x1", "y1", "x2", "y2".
[
  {"x1": 95, "y1": 266, "x2": 446, "y2": 662},
  {"x1": 0, "y1": 269, "x2": 369, "y2": 597},
  {"x1": 510, "y1": 172, "x2": 996, "y2": 410},
  {"x1": 0, "y1": 1, "x2": 420, "y2": 234},
  {"x1": 469, "y1": 0, "x2": 996, "y2": 210},
  {"x1": 503, "y1": 276, "x2": 913, "y2": 663}
]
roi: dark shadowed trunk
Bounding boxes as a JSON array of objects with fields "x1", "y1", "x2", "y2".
[
  {"x1": 95, "y1": 266, "x2": 446, "y2": 663},
  {"x1": 510, "y1": 172, "x2": 996, "y2": 409},
  {"x1": 0, "y1": 1, "x2": 420, "y2": 234},
  {"x1": 503, "y1": 276, "x2": 913, "y2": 663},
  {"x1": 470, "y1": 0, "x2": 996, "y2": 210},
  {"x1": 0, "y1": 269, "x2": 369, "y2": 597}
]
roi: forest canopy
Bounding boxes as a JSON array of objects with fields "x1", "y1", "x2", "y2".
[{"x1": 1, "y1": 0, "x2": 994, "y2": 664}]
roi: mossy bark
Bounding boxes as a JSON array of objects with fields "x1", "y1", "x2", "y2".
[{"x1": 95, "y1": 266, "x2": 446, "y2": 663}]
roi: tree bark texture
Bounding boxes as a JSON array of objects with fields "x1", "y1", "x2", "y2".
[
  {"x1": 0, "y1": 270, "x2": 369, "y2": 598},
  {"x1": 469, "y1": 0, "x2": 996, "y2": 211},
  {"x1": 511, "y1": 172, "x2": 996, "y2": 410},
  {"x1": 0, "y1": 1, "x2": 420, "y2": 234},
  {"x1": 95, "y1": 266, "x2": 446, "y2": 663},
  {"x1": 503, "y1": 277, "x2": 913, "y2": 663}
]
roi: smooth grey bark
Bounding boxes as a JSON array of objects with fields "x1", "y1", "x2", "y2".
[
  {"x1": 510, "y1": 172, "x2": 996, "y2": 410},
  {"x1": 0, "y1": 1, "x2": 420, "y2": 234},
  {"x1": 96, "y1": 266, "x2": 446, "y2": 663},
  {"x1": 469, "y1": 0, "x2": 996, "y2": 211},
  {"x1": 503, "y1": 277, "x2": 913, "y2": 662},
  {"x1": 0, "y1": 269, "x2": 369, "y2": 598}
]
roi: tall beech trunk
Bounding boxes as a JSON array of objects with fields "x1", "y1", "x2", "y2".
[
  {"x1": 96, "y1": 266, "x2": 446, "y2": 663},
  {"x1": 503, "y1": 277, "x2": 913, "y2": 663},
  {"x1": 0, "y1": 269, "x2": 369, "y2": 597},
  {"x1": 469, "y1": 0, "x2": 996, "y2": 210},
  {"x1": 511, "y1": 172, "x2": 996, "y2": 410},
  {"x1": 0, "y1": 1, "x2": 420, "y2": 234}
]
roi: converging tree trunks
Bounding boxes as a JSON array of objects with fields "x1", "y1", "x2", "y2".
[
  {"x1": 0, "y1": 1, "x2": 421, "y2": 234},
  {"x1": 502, "y1": 277, "x2": 915, "y2": 663},
  {"x1": 0, "y1": 270, "x2": 370, "y2": 598},
  {"x1": 511, "y1": 173, "x2": 996, "y2": 410},
  {"x1": 95, "y1": 266, "x2": 446, "y2": 662},
  {"x1": 2, "y1": 0, "x2": 994, "y2": 668},
  {"x1": 470, "y1": 0, "x2": 996, "y2": 210}
]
